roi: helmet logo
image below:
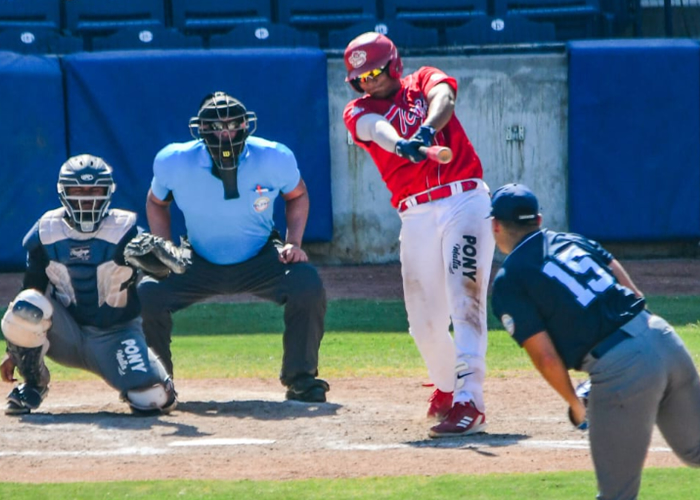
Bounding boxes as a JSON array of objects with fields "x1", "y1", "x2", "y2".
[
  {"x1": 80, "y1": 174, "x2": 94, "y2": 181},
  {"x1": 348, "y1": 50, "x2": 367, "y2": 69}
]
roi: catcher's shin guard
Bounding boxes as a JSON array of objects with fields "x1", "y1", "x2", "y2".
[
  {"x1": 6, "y1": 342, "x2": 50, "y2": 388},
  {"x1": 123, "y1": 378, "x2": 178, "y2": 416},
  {"x1": 4, "y1": 342, "x2": 50, "y2": 415}
]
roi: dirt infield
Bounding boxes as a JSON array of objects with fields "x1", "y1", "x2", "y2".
[{"x1": 0, "y1": 259, "x2": 698, "y2": 483}]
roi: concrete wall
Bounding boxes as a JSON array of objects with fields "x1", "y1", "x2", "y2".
[{"x1": 307, "y1": 52, "x2": 569, "y2": 264}]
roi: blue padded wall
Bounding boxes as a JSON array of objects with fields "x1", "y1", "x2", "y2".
[
  {"x1": 62, "y1": 48, "x2": 333, "y2": 244},
  {"x1": 0, "y1": 53, "x2": 67, "y2": 271},
  {"x1": 568, "y1": 39, "x2": 700, "y2": 241}
]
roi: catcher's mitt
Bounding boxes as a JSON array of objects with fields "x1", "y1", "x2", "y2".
[{"x1": 124, "y1": 233, "x2": 191, "y2": 279}]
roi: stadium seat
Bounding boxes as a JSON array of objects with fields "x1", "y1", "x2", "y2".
[
  {"x1": 209, "y1": 23, "x2": 319, "y2": 49},
  {"x1": 64, "y1": 0, "x2": 166, "y2": 36},
  {"x1": 276, "y1": 0, "x2": 377, "y2": 47},
  {"x1": 92, "y1": 26, "x2": 202, "y2": 51},
  {"x1": 0, "y1": 0, "x2": 61, "y2": 31},
  {"x1": 381, "y1": 0, "x2": 489, "y2": 45},
  {"x1": 328, "y1": 19, "x2": 439, "y2": 49},
  {"x1": 170, "y1": 0, "x2": 272, "y2": 35},
  {"x1": 495, "y1": 0, "x2": 604, "y2": 40},
  {"x1": 382, "y1": 0, "x2": 490, "y2": 26},
  {"x1": 445, "y1": 15, "x2": 557, "y2": 45},
  {"x1": 0, "y1": 27, "x2": 83, "y2": 54}
]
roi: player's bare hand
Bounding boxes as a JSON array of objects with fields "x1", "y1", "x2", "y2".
[
  {"x1": 0, "y1": 353, "x2": 17, "y2": 383},
  {"x1": 568, "y1": 400, "x2": 588, "y2": 430},
  {"x1": 278, "y1": 243, "x2": 308, "y2": 264}
]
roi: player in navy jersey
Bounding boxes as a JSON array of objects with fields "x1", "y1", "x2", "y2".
[
  {"x1": 1, "y1": 154, "x2": 176, "y2": 415},
  {"x1": 489, "y1": 183, "x2": 700, "y2": 500}
]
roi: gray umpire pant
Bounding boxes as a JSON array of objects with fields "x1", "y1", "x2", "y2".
[
  {"x1": 580, "y1": 311, "x2": 700, "y2": 500},
  {"x1": 137, "y1": 237, "x2": 327, "y2": 385}
]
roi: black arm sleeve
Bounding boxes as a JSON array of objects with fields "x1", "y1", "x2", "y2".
[
  {"x1": 22, "y1": 245, "x2": 50, "y2": 293},
  {"x1": 115, "y1": 224, "x2": 140, "y2": 266}
]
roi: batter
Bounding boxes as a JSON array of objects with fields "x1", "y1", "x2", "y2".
[{"x1": 342, "y1": 32, "x2": 495, "y2": 437}]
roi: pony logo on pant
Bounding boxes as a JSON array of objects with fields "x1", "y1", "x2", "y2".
[
  {"x1": 116, "y1": 339, "x2": 148, "y2": 375},
  {"x1": 450, "y1": 235, "x2": 478, "y2": 281}
]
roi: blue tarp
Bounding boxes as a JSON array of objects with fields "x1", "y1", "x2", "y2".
[
  {"x1": 62, "y1": 48, "x2": 333, "y2": 244},
  {"x1": 568, "y1": 39, "x2": 700, "y2": 241},
  {"x1": 0, "y1": 52, "x2": 67, "y2": 271}
]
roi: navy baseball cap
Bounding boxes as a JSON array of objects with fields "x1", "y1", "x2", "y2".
[{"x1": 489, "y1": 183, "x2": 540, "y2": 222}]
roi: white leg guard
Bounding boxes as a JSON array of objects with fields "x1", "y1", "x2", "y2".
[
  {"x1": 125, "y1": 378, "x2": 177, "y2": 414},
  {"x1": 2, "y1": 289, "x2": 52, "y2": 348}
]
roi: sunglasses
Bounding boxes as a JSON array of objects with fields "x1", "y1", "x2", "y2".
[{"x1": 354, "y1": 64, "x2": 387, "y2": 84}]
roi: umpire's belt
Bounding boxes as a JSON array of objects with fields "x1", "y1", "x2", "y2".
[
  {"x1": 589, "y1": 310, "x2": 650, "y2": 360},
  {"x1": 398, "y1": 180, "x2": 478, "y2": 213}
]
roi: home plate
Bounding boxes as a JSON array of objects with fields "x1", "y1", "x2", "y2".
[{"x1": 169, "y1": 438, "x2": 275, "y2": 447}]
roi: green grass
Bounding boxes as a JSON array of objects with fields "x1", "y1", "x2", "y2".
[
  {"x1": 22, "y1": 295, "x2": 700, "y2": 381},
  {"x1": 1, "y1": 467, "x2": 699, "y2": 499},
  {"x1": 3, "y1": 295, "x2": 700, "y2": 498}
]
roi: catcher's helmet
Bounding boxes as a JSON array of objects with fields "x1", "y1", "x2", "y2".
[
  {"x1": 189, "y1": 91, "x2": 257, "y2": 170},
  {"x1": 57, "y1": 154, "x2": 115, "y2": 233},
  {"x1": 344, "y1": 32, "x2": 403, "y2": 93}
]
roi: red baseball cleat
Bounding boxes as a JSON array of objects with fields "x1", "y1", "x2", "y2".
[
  {"x1": 426, "y1": 388, "x2": 453, "y2": 419},
  {"x1": 429, "y1": 401, "x2": 487, "y2": 438}
]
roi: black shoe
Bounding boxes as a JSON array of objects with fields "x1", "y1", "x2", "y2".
[
  {"x1": 5, "y1": 384, "x2": 48, "y2": 415},
  {"x1": 5, "y1": 399, "x2": 29, "y2": 416},
  {"x1": 285, "y1": 375, "x2": 329, "y2": 403}
]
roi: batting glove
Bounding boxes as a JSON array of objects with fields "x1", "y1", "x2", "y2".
[
  {"x1": 395, "y1": 139, "x2": 427, "y2": 163},
  {"x1": 411, "y1": 125, "x2": 436, "y2": 147}
]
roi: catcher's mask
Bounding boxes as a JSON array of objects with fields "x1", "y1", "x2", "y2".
[
  {"x1": 57, "y1": 154, "x2": 116, "y2": 233},
  {"x1": 189, "y1": 92, "x2": 257, "y2": 199}
]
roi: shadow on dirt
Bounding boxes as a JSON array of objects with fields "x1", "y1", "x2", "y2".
[
  {"x1": 407, "y1": 432, "x2": 530, "y2": 456},
  {"x1": 175, "y1": 399, "x2": 342, "y2": 420},
  {"x1": 12, "y1": 411, "x2": 209, "y2": 437}
]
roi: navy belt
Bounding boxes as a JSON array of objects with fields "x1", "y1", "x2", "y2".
[{"x1": 590, "y1": 329, "x2": 630, "y2": 360}]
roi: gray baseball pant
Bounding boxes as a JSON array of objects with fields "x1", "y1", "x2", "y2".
[
  {"x1": 46, "y1": 298, "x2": 170, "y2": 392},
  {"x1": 581, "y1": 311, "x2": 700, "y2": 500}
]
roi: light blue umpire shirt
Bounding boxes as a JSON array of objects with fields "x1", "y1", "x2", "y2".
[{"x1": 150, "y1": 137, "x2": 301, "y2": 265}]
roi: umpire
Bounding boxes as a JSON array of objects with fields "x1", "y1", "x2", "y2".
[
  {"x1": 489, "y1": 184, "x2": 700, "y2": 500},
  {"x1": 137, "y1": 91, "x2": 329, "y2": 403}
]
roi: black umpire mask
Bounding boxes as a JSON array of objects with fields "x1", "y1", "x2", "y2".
[{"x1": 189, "y1": 92, "x2": 258, "y2": 200}]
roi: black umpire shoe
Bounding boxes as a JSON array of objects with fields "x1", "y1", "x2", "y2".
[{"x1": 285, "y1": 375, "x2": 330, "y2": 403}]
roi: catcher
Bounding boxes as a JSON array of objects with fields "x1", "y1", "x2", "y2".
[
  {"x1": 0, "y1": 154, "x2": 182, "y2": 415},
  {"x1": 489, "y1": 184, "x2": 700, "y2": 499}
]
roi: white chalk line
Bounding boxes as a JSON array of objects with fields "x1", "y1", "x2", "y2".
[
  {"x1": 0, "y1": 433, "x2": 672, "y2": 457},
  {"x1": 169, "y1": 438, "x2": 275, "y2": 447}
]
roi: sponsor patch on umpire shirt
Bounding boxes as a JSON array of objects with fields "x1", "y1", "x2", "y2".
[{"x1": 501, "y1": 314, "x2": 515, "y2": 336}]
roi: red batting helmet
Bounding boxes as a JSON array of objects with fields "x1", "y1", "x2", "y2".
[{"x1": 344, "y1": 32, "x2": 403, "y2": 92}]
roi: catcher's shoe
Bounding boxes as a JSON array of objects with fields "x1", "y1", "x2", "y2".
[
  {"x1": 285, "y1": 375, "x2": 329, "y2": 403},
  {"x1": 427, "y1": 389, "x2": 453, "y2": 420},
  {"x1": 428, "y1": 401, "x2": 487, "y2": 438},
  {"x1": 5, "y1": 384, "x2": 48, "y2": 415}
]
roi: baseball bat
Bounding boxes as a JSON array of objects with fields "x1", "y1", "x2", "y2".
[{"x1": 420, "y1": 145, "x2": 453, "y2": 164}]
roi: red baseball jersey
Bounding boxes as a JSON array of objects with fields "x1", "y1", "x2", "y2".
[{"x1": 343, "y1": 66, "x2": 482, "y2": 208}]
